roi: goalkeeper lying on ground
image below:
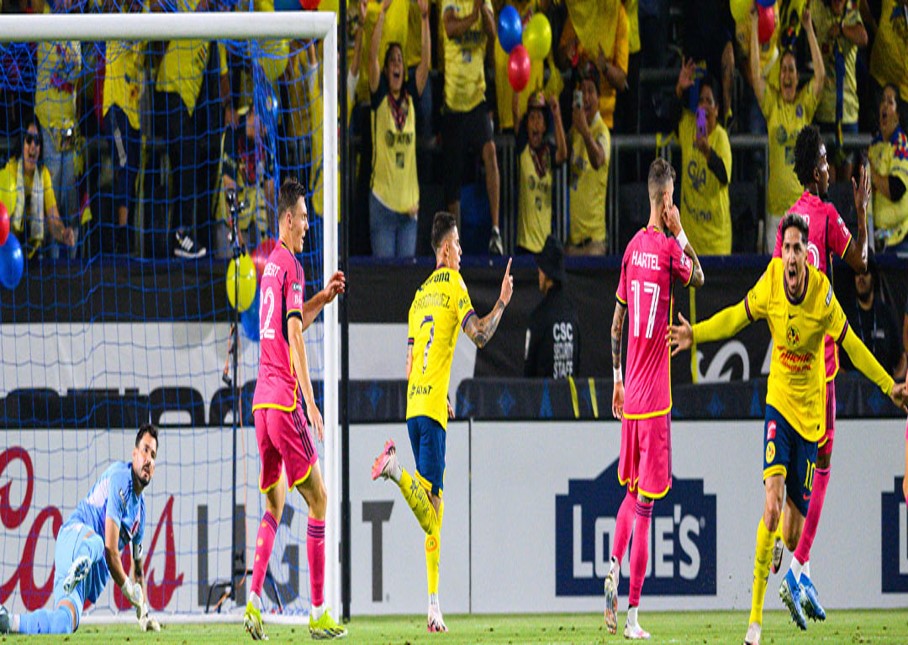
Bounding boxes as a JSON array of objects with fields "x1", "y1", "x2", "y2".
[{"x1": 1, "y1": 424, "x2": 162, "y2": 635}]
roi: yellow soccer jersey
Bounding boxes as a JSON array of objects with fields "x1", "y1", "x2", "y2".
[
  {"x1": 35, "y1": 33, "x2": 81, "y2": 131},
  {"x1": 516, "y1": 143, "x2": 553, "y2": 253},
  {"x1": 568, "y1": 111, "x2": 610, "y2": 245},
  {"x1": 869, "y1": 128, "x2": 908, "y2": 246},
  {"x1": 103, "y1": 40, "x2": 145, "y2": 131},
  {"x1": 370, "y1": 78, "x2": 419, "y2": 214},
  {"x1": 441, "y1": 0, "x2": 492, "y2": 112},
  {"x1": 760, "y1": 83, "x2": 819, "y2": 216},
  {"x1": 870, "y1": 0, "x2": 908, "y2": 103},
  {"x1": 745, "y1": 259, "x2": 847, "y2": 442},
  {"x1": 678, "y1": 111, "x2": 732, "y2": 255},
  {"x1": 813, "y1": 0, "x2": 861, "y2": 125},
  {"x1": 0, "y1": 160, "x2": 58, "y2": 236},
  {"x1": 406, "y1": 268, "x2": 475, "y2": 428}
]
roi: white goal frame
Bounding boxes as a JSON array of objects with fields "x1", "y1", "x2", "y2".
[{"x1": 0, "y1": 11, "x2": 341, "y2": 616}]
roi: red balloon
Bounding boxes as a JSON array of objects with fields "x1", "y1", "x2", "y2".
[
  {"x1": 507, "y1": 45, "x2": 531, "y2": 93},
  {"x1": 0, "y1": 202, "x2": 8, "y2": 247},
  {"x1": 252, "y1": 237, "x2": 278, "y2": 282},
  {"x1": 757, "y1": 4, "x2": 775, "y2": 45},
  {"x1": 300, "y1": 0, "x2": 319, "y2": 9}
]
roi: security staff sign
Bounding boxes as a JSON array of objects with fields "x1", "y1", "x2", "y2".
[{"x1": 555, "y1": 461, "x2": 717, "y2": 596}]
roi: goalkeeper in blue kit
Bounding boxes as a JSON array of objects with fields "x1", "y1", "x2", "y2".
[{"x1": 1, "y1": 425, "x2": 161, "y2": 635}]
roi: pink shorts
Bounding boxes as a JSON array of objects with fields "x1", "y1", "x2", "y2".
[
  {"x1": 618, "y1": 413, "x2": 672, "y2": 499},
  {"x1": 818, "y1": 380, "x2": 835, "y2": 457},
  {"x1": 254, "y1": 406, "x2": 317, "y2": 493}
]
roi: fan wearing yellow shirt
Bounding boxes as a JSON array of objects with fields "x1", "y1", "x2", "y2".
[
  {"x1": 869, "y1": 84, "x2": 908, "y2": 253},
  {"x1": 750, "y1": 5, "x2": 824, "y2": 252},
  {"x1": 671, "y1": 214, "x2": 908, "y2": 644},
  {"x1": 869, "y1": 0, "x2": 908, "y2": 129},
  {"x1": 371, "y1": 211, "x2": 513, "y2": 633},
  {"x1": 440, "y1": 0, "x2": 504, "y2": 255},
  {"x1": 672, "y1": 61, "x2": 732, "y2": 255}
]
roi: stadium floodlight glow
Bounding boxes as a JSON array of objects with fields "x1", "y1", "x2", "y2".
[{"x1": 0, "y1": 9, "x2": 340, "y2": 619}]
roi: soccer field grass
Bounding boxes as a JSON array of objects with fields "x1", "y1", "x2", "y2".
[{"x1": 23, "y1": 610, "x2": 908, "y2": 643}]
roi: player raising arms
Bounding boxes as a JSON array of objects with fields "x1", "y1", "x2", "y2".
[
  {"x1": 769, "y1": 124, "x2": 870, "y2": 624},
  {"x1": 371, "y1": 211, "x2": 513, "y2": 633},
  {"x1": 0, "y1": 425, "x2": 161, "y2": 635},
  {"x1": 604, "y1": 158, "x2": 704, "y2": 640},
  {"x1": 243, "y1": 177, "x2": 346, "y2": 641},
  {"x1": 671, "y1": 214, "x2": 907, "y2": 645}
]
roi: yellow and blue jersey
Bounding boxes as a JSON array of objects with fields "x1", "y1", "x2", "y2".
[{"x1": 406, "y1": 267, "x2": 474, "y2": 428}]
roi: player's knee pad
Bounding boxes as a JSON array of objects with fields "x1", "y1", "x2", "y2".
[{"x1": 50, "y1": 607, "x2": 75, "y2": 634}]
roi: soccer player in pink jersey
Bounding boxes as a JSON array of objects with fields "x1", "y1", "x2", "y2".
[
  {"x1": 243, "y1": 178, "x2": 346, "y2": 641},
  {"x1": 769, "y1": 124, "x2": 870, "y2": 624},
  {"x1": 603, "y1": 158, "x2": 704, "y2": 639}
]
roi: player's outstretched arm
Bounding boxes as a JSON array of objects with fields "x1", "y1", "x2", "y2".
[
  {"x1": 464, "y1": 258, "x2": 513, "y2": 349},
  {"x1": 669, "y1": 312, "x2": 693, "y2": 357},
  {"x1": 842, "y1": 162, "x2": 871, "y2": 274},
  {"x1": 611, "y1": 302, "x2": 627, "y2": 419},
  {"x1": 132, "y1": 555, "x2": 160, "y2": 632},
  {"x1": 302, "y1": 270, "x2": 346, "y2": 330},
  {"x1": 839, "y1": 325, "x2": 903, "y2": 410},
  {"x1": 105, "y1": 517, "x2": 144, "y2": 610}
]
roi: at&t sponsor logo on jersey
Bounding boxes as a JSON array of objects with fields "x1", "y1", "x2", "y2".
[
  {"x1": 555, "y1": 461, "x2": 716, "y2": 596},
  {"x1": 881, "y1": 477, "x2": 908, "y2": 593}
]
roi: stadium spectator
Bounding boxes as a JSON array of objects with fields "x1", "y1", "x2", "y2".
[
  {"x1": 368, "y1": 0, "x2": 429, "y2": 259},
  {"x1": 556, "y1": 0, "x2": 627, "y2": 130},
  {"x1": 679, "y1": 0, "x2": 735, "y2": 128},
  {"x1": 34, "y1": 0, "x2": 81, "y2": 258},
  {"x1": 0, "y1": 425, "x2": 162, "y2": 635},
  {"x1": 567, "y1": 61, "x2": 609, "y2": 256},
  {"x1": 440, "y1": 0, "x2": 503, "y2": 255},
  {"x1": 515, "y1": 92, "x2": 567, "y2": 254},
  {"x1": 750, "y1": 5, "x2": 824, "y2": 251},
  {"x1": 671, "y1": 213, "x2": 907, "y2": 645},
  {"x1": 868, "y1": 0, "x2": 908, "y2": 130},
  {"x1": 812, "y1": 0, "x2": 867, "y2": 183},
  {"x1": 524, "y1": 234, "x2": 581, "y2": 378},
  {"x1": 103, "y1": 2, "x2": 145, "y2": 256},
  {"x1": 672, "y1": 61, "x2": 732, "y2": 255},
  {"x1": 613, "y1": 0, "x2": 640, "y2": 134},
  {"x1": 494, "y1": 0, "x2": 545, "y2": 133},
  {"x1": 216, "y1": 104, "x2": 275, "y2": 252},
  {"x1": 244, "y1": 178, "x2": 346, "y2": 641},
  {"x1": 151, "y1": 0, "x2": 229, "y2": 259},
  {"x1": 606, "y1": 158, "x2": 704, "y2": 639},
  {"x1": 371, "y1": 211, "x2": 513, "y2": 633},
  {"x1": 771, "y1": 123, "x2": 870, "y2": 624},
  {"x1": 841, "y1": 256, "x2": 907, "y2": 378},
  {"x1": 868, "y1": 84, "x2": 908, "y2": 254},
  {"x1": 0, "y1": 119, "x2": 75, "y2": 257}
]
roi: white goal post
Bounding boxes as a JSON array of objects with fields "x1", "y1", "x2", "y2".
[{"x1": 0, "y1": 10, "x2": 341, "y2": 616}]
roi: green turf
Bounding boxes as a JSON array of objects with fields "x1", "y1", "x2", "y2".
[{"x1": 7, "y1": 610, "x2": 908, "y2": 643}]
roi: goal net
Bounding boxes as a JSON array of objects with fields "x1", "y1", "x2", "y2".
[{"x1": 0, "y1": 9, "x2": 340, "y2": 620}]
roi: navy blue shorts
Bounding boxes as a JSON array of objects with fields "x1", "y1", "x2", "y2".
[
  {"x1": 407, "y1": 415, "x2": 446, "y2": 496},
  {"x1": 763, "y1": 405, "x2": 818, "y2": 517}
]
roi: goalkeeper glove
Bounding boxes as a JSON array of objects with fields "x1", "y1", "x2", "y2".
[
  {"x1": 120, "y1": 578, "x2": 144, "y2": 610},
  {"x1": 137, "y1": 606, "x2": 161, "y2": 632}
]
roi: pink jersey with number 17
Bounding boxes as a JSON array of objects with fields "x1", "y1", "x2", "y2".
[
  {"x1": 616, "y1": 226, "x2": 693, "y2": 418},
  {"x1": 252, "y1": 242, "x2": 306, "y2": 412},
  {"x1": 774, "y1": 190, "x2": 853, "y2": 379}
]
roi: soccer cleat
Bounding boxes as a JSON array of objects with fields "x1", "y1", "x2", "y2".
[
  {"x1": 623, "y1": 620, "x2": 650, "y2": 640},
  {"x1": 743, "y1": 621, "x2": 761, "y2": 645},
  {"x1": 603, "y1": 571, "x2": 618, "y2": 635},
  {"x1": 427, "y1": 605, "x2": 448, "y2": 633},
  {"x1": 174, "y1": 229, "x2": 207, "y2": 259},
  {"x1": 371, "y1": 440, "x2": 398, "y2": 481},
  {"x1": 63, "y1": 555, "x2": 92, "y2": 594},
  {"x1": 779, "y1": 569, "x2": 808, "y2": 630},
  {"x1": 799, "y1": 574, "x2": 826, "y2": 621},
  {"x1": 0, "y1": 603, "x2": 10, "y2": 634},
  {"x1": 770, "y1": 536, "x2": 784, "y2": 574},
  {"x1": 308, "y1": 609, "x2": 347, "y2": 640},
  {"x1": 489, "y1": 230, "x2": 503, "y2": 255},
  {"x1": 244, "y1": 594, "x2": 268, "y2": 641}
]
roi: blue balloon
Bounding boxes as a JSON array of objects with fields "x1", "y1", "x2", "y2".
[
  {"x1": 0, "y1": 233, "x2": 24, "y2": 290},
  {"x1": 498, "y1": 5, "x2": 523, "y2": 54},
  {"x1": 241, "y1": 287, "x2": 261, "y2": 342},
  {"x1": 756, "y1": 0, "x2": 775, "y2": 7}
]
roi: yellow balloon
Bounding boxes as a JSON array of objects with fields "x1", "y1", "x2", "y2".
[
  {"x1": 524, "y1": 14, "x2": 552, "y2": 61},
  {"x1": 259, "y1": 39, "x2": 290, "y2": 83},
  {"x1": 227, "y1": 253, "x2": 257, "y2": 312}
]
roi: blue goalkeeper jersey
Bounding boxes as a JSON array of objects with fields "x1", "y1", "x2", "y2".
[{"x1": 67, "y1": 461, "x2": 146, "y2": 601}]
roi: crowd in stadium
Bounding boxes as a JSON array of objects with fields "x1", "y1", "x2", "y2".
[{"x1": 0, "y1": 0, "x2": 906, "y2": 263}]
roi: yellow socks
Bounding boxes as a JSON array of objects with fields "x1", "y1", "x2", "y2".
[
  {"x1": 425, "y1": 500, "x2": 444, "y2": 595},
  {"x1": 398, "y1": 468, "x2": 439, "y2": 536},
  {"x1": 749, "y1": 517, "x2": 775, "y2": 626}
]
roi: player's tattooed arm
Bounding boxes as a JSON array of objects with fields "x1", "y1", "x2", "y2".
[
  {"x1": 686, "y1": 245, "x2": 705, "y2": 289},
  {"x1": 611, "y1": 302, "x2": 627, "y2": 373},
  {"x1": 465, "y1": 299, "x2": 506, "y2": 348}
]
